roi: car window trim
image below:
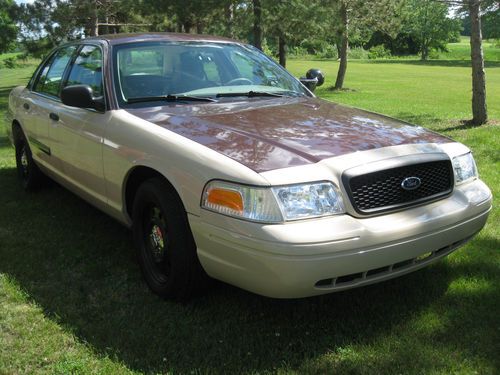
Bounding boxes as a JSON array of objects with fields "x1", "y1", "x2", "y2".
[{"x1": 60, "y1": 44, "x2": 83, "y2": 93}]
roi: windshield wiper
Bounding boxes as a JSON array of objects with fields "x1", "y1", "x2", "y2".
[
  {"x1": 216, "y1": 91, "x2": 286, "y2": 98},
  {"x1": 126, "y1": 94, "x2": 216, "y2": 104}
]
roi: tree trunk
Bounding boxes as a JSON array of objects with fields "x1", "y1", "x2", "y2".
[
  {"x1": 421, "y1": 43, "x2": 428, "y2": 60},
  {"x1": 196, "y1": 21, "x2": 204, "y2": 34},
  {"x1": 278, "y1": 34, "x2": 286, "y2": 68},
  {"x1": 183, "y1": 21, "x2": 193, "y2": 33},
  {"x1": 253, "y1": 0, "x2": 262, "y2": 50},
  {"x1": 225, "y1": 2, "x2": 234, "y2": 38},
  {"x1": 334, "y1": 2, "x2": 348, "y2": 90},
  {"x1": 102, "y1": 15, "x2": 109, "y2": 35},
  {"x1": 469, "y1": 0, "x2": 487, "y2": 124},
  {"x1": 89, "y1": 6, "x2": 99, "y2": 36}
]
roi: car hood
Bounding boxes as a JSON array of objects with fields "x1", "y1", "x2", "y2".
[{"x1": 126, "y1": 97, "x2": 450, "y2": 172}]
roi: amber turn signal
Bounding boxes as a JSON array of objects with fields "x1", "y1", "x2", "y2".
[{"x1": 206, "y1": 188, "x2": 244, "y2": 213}]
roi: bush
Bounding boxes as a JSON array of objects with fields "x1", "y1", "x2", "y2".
[
  {"x1": 261, "y1": 39, "x2": 275, "y2": 59},
  {"x1": 289, "y1": 46, "x2": 309, "y2": 58},
  {"x1": 368, "y1": 45, "x2": 392, "y2": 59},
  {"x1": 3, "y1": 57, "x2": 19, "y2": 69},
  {"x1": 428, "y1": 50, "x2": 441, "y2": 59},
  {"x1": 318, "y1": 44, "x2": 338, "y2": 59},
  {"x1": 348, "y1": 47, "x2": 369, "y2": 60}
]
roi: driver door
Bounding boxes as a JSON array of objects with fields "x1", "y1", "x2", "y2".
[{"x1": 48, "y1": 44, "x2": 108, "y2": 205}]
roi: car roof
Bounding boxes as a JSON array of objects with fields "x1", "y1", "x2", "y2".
[{"x1": 85, "y1": 32, "x2": 240, "y2": 45}]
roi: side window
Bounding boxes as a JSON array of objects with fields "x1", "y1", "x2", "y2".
[
  {"x1": 34, "y1": 46, "x2": 76, "y2": 97},
  {"x1": 65, "y1": 45, "x2": 103, "y2": 97}
]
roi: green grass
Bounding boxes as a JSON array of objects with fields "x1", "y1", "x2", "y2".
[
  {"x1": 437, "y1": 36, "x2": 500, "y2": 61},
  {"x1": 0, "y1": 52, "x2": 21, "y2": 61},
  {"x1": 1, "y1": 56, "x2": 499, "y2": 374}
]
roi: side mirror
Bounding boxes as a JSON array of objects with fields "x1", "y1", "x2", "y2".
[
  {"x1": 306, "y1": 69, "x2": 325, "y2": 87},
  {"x1": 300, "y1": 77, "x2": 318, "y2": 92},
  {"x1": 61, "y1": 85, "x2": 105, "y2": 111},
  {"x1": 299, "y1": 69, "x2": 325, "y2": 93}
]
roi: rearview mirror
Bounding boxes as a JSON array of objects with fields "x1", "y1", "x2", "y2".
[{"x1": 61, "y1": 85, "x2": 105, "y2": 112}]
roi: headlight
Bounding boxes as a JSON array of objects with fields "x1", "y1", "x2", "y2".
[
  {"x1": 272, "y1": 182, "x2": 345, "y2": 220},
  {"x1": 202, "y1": 180, "x2": 344, "y2": 223},
  {"x1": 452, "y1": 152, "x2": 478, "y2": 184}
]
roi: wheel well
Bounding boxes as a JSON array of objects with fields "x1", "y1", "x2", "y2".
[{"x1": 125, "y1": 166, "x2": 179, "y2": 217}]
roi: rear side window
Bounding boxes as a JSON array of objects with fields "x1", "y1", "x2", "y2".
[
  {"x1": 65, "y1": 45, "x2": 103, "y2": 97},
  {"x1": 33, "y1": 46, "x2": 76, "y2": 97}
]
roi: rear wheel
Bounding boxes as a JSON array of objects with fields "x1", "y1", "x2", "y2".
[
  {"x1": 132, "y1": 177, "x2": 207, "y2": 299},
  {"x1": 14, "y1": 129, "x2": 44, "y2": 191}
]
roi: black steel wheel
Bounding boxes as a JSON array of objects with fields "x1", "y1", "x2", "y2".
[
  {"x1": 14, "y1": 129, "x2": 44, "y2": 191},
  {"x1": 132, "y1": 177, "x2": 207, "y2": 299}
]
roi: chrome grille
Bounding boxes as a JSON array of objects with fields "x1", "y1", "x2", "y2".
[{"x1": 345, "y1": 160, "x2": 454, "y2": 214}]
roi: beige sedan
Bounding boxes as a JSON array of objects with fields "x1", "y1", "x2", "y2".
[{"x1": 6, "y1": 33, "x2": 492, "y2": 299}]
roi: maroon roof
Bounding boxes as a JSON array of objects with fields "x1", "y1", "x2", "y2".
[{"x1": 86, "y1": 32, "x2": 239, "y2": 45}]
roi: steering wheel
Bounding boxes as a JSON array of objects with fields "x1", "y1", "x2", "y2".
[{"x1": 225, "y1": 78, "x2": 253, "y2": 86}]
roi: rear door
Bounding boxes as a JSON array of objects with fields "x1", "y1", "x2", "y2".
[{"x1": 18, "y1": 45, "x2": 77, "y2": 170}]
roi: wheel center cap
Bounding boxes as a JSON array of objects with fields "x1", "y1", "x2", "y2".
[
  {"x1": 150, "y1": 224, "x2": 165, "y2": 251},
  {"x1": 21, "y1": 150, "x2": 28, "y2": 169}
]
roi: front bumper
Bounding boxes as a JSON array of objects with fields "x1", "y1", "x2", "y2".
[{"x1": 189, "y1": 179, "x2": 492, "y2": 298}]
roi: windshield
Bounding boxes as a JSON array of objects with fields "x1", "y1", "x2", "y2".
[{"x1": 112, "y1": 41, "x2": 309, "y2": 105}]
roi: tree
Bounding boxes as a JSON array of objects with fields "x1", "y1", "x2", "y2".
[
  {"x1": 142, "y1": 0, "x2": 221, "y2": 34},
  {"x1": 332, "y1": 0, "x2": 407, "y2": 90},
  {"x1": 481, "y1": 4, "x2": 499, "y2": 39},
  {"x1": 253, "y1": 0, "x2": 262, "y2": 50},
  {"x1": 264, "y1": 0, "x2": 326, "y2": 67},
  {"x1": 406, "y1": 0, "x2": 461, "y2": 60},
  {"x1": 460, "y1": 4, "x2": 500, "y2": 39},
  {"x1": 439, "y1": 0, "x2": 494, "y2": 125},
  {"x1": 333, "y1": 1, "x2": 348, "y2": 89},
  {"x1": 467, "y1": 0, "x2": 487, "y2": 124},
  {"x1": 16, "y1": 0, "x2": 151, "y2": 57},
  {"x1": 0, "y1": 0, "x2": 18, "y2": 53}
]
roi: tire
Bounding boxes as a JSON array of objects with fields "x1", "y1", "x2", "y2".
[
  {"x1": 14, "y1": 129, "x2": 44, "y2": 191},
  {"x1": 132, "y1": 177, "x2": 207, "y2": 299}
]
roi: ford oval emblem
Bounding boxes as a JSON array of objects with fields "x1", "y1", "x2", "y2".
[{"x1": 401, "y1": 176, "x2": 421, "y2": 191}]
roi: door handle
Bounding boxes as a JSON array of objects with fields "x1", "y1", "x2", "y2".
[
  {"x1": 49, "y1": 113, "x2": 59, "y2": 121},
  {"x1": 23, "y1": 103, "x2": 30, "y2": 110}
]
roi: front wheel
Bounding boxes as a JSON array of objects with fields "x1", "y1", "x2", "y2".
[
  {"x1": 14, "y1": 130, "x2": 44, "y2": 191},
  {"x1": 132, "y1": 177, "x2": 207, "y2": 299}
]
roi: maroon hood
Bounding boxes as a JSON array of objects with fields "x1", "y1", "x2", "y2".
[{"x1": 126, "y1": 97, "x2": 450, "y2": 172}]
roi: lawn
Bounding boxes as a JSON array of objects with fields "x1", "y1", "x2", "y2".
[
  {"x1": 436, "y1": 36, "x2": 500, "y2": 61},
  {"x1": 0, "y1": 56, "x2": 499, "y2": 374}
]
